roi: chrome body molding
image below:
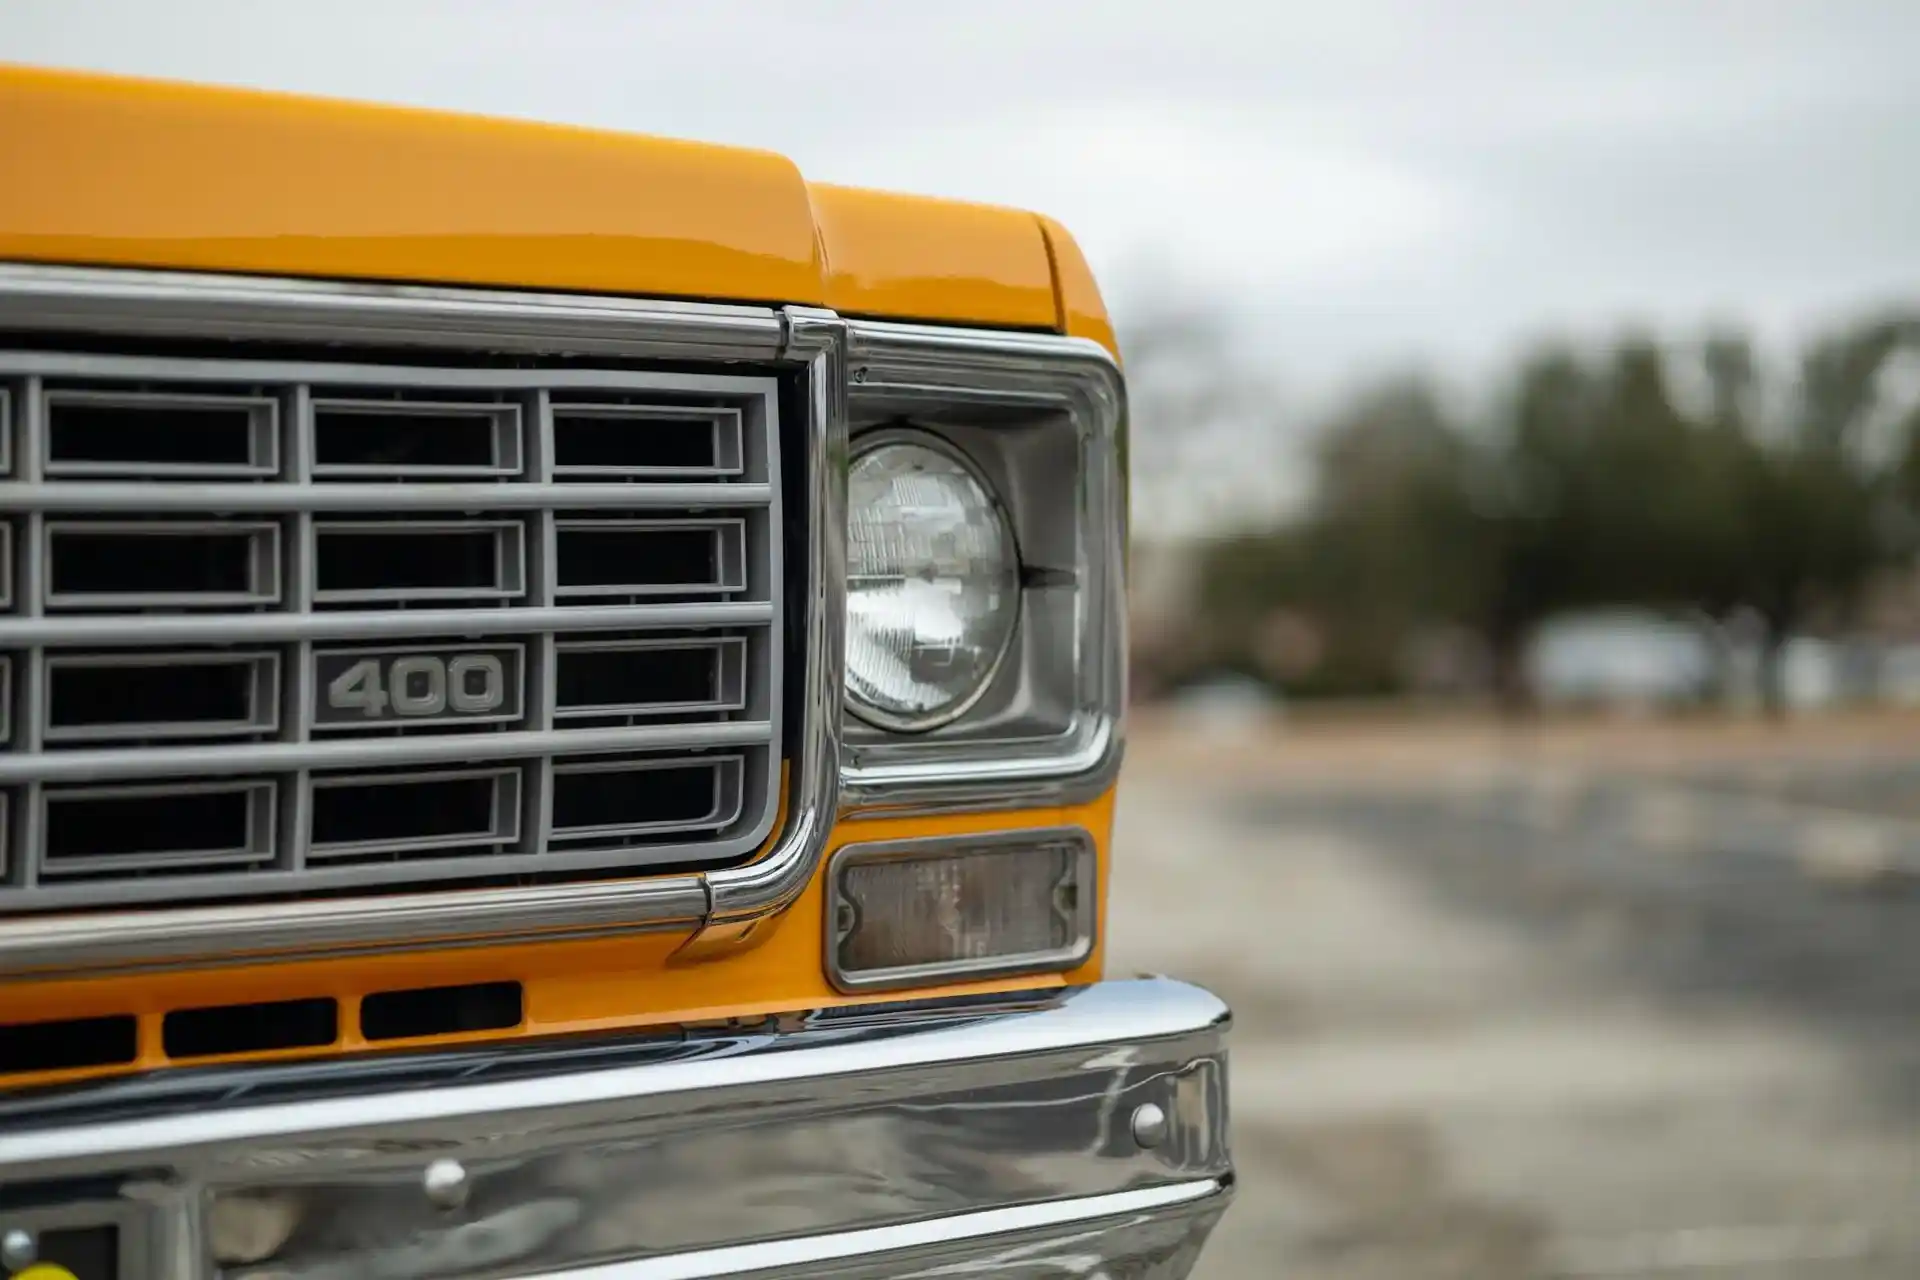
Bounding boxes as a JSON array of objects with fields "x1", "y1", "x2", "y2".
[
  {"x1": 690, "y1": 307, "x2": 847, "y2": 948},
  {"x1": 492, "y1": 1182, "x2": 1229, "y2": 1280},
  {"x1": 0, "y1": 266, "x2": 1123, "y2": 975},
  {"x1": 0, "y1": 264, "x2": 785, "y2": 362},
  {"x1": 0, "y1": 978, "x2": 1233, "y2": 1280}
]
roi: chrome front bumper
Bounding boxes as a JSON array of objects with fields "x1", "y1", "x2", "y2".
[{"x1": 0, "y1": 978, "x2": 1232, "y2": 1280}]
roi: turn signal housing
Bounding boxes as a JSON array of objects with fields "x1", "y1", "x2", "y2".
[{"x1": 826, "y1": 829, "x2": 1096, "y2": 992}]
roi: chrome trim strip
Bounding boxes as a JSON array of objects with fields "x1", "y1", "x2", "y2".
[
  {"x1": 533, "y1": 1180, "x2": 1229, "y2": 1280},
  {"x1": 0, "y1": 979, "x2": 1231, "y2": 1280},
  {"x1": 837, "y1": 319, "x2": 1127, "y2": 814},
  {"x1": 681, "y1": 307, "x2": 847, "y2": 949},
  {"x1": 0, "y1": 265, "x2": 833, "y2": 977},
  {"x1": 0, "y1": 264, "x2": 785, "y2": 361},
  {"x1": 0, "y1": 873, "x2": 709, "y2": 973}
]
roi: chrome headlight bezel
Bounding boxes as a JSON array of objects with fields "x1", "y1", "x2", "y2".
[{"x1": 839, "y1": 321, "x2": 1126, "y2": 812}]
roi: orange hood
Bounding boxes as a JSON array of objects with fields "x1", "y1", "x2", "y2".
[{"x1": 0, "y1": 64, "x2": 1114, "y2": 353}]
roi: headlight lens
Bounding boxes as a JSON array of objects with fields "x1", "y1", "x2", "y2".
[{"x1": 845, "y1": 437, "x2": 1020, "y2": 731}]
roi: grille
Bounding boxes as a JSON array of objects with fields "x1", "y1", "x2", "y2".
[{"x1": 0, "y1": 353, "x2": 784, "y2": 912}]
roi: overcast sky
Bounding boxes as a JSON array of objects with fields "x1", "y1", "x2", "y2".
[{"x1": 7, "y1": 1, "x2": 1920, "y2": 528}]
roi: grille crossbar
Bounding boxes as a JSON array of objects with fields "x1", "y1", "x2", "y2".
[{"x1": 0, "y1": 353, "x2": 783, "y2": 912}]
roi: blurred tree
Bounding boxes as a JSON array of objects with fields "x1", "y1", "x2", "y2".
[
  {"x1": 1691, "y1": 319, "x2": 1914, "y2": 708},
  {"x1": 1305, "y1": 377, "x2": 1502, "y2": 694},
  {"x1": 1120, "y1": 307, "x2": 1283, "y2": 540},
  {"x1": 1183, "y1": 308, "x2": 1920, "y2": 713}
]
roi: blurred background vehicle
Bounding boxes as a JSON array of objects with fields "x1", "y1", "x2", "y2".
[{"x1": 10, "y1": 1, "x2": 1920, "y2": 1275}]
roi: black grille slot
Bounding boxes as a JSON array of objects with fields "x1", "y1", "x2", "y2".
[
  {"x1": 309, "y1": 767, "x2": 518, "y2": 859},
  {"x1": 313, "y1": 399, "x2": 520, "y2": 476},
  {"x1": 47, "y1": 651, "x2": 276, "y2": 742},
  {"x1": 38, "y1": 1228, "x2": 119, "y2": 1280},
  {"x1": 46, "y1": 390, "x2": 276, "y2": 476},
  {"x1": 361, "y1": 981, "x2": 524, "y2": 1041},
  {"x1": 550, "y1": 756, "x2": 740, "y2": 840},
  {"x1": 47, "y1": 522, "x2": 278, "y2": 608},
  {"x1": 551, "y1": 404, "x2": 741, "y2": 477},
  {"x1": 314, "y1": 521, "x2": 522, "y2": 602},
  {"x1": 555, "y1": 520, "x2": 738, "y2": 597},
  {"x1": 556, "y1": 638, "x2": 736, "y2": 717},
  {"x1": 163, "y1": 997, "x2": 337, "y2": 1059},
  {"x1": 0, "y1": 1014, "x2": 138, "y2": 1076},
  {"x1": 42, "y1": 781, "x2": 271, "y2": 876}
]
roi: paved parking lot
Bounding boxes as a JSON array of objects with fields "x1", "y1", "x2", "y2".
[{"x1": 1109, "y1": 716, "x2": 1920, "y2": 1279}]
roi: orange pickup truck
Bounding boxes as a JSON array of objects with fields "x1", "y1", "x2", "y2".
[{"x1": 0, "y1": 65, "x2": 1231, "y2": 1280}]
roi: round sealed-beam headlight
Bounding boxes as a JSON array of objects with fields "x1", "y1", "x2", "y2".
[{"x1": 846, "y1": 435, "x2": 1020, "y2": 732}]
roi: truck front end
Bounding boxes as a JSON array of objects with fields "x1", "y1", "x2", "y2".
[{"x1": 0, "y1": 66, "x2": 1231, "y2": 1280}]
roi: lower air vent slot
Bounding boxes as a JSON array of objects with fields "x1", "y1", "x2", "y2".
[
  {"x1": 314, "y1": 521, "x2": 523, "y2": 603},
  {"x1": 550, "y1": 755, "x2": 742, "y2": 842},
  {"x1": 46, "y1": 390, "x2": 277, "y2": 476},
  {"x1": 47, "y1": 521, "x2": 279, "y2": 609},
  {"x1": 163, "y1": 998, "x2": 337, "y2": 1059},
  {"x1": 312, "y1": 399, "x2": 521, "y2": 476},
  {"x1": 555, "y1": 637, "x2": 743, "y2": 719},
  {"x1": 309, "y1": 767, "x2": 520, "y2": 860},
  {"x1": 47, "y1": 651, "x2": 278, "y2": 743},
  {"x1": 0, "y1": 1015, "x2": 138, "y2": 1077},
  {"x1": 551, "y1": 404, "x2": 742, "y2": 477},
  {"x1": 41, "y1": 781, "x2": 273, "y2": 877},
  {"x1": 361, "y1": 981, "x2": 524, "y2": 1041},
  {"x1": 555, "y1": 520, "x2": 741, "y2": 598}
]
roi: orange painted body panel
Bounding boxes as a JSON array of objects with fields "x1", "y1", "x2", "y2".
[
  {"x1": 810, "y1": 184, "x2": 1059, "y2": 329},
  {"x1": 0, "y1": 65, "x2": 824, "y2": 306},
  {"x1": 1036, "y1": 215, "x2": 1120, "y2": 359},
  {"x1": 0, "y1": 791, "x2": 1114, "y2": 1090},
  {"x1": 0, "y1": 63, "x2": 1119, "y2": 345}
]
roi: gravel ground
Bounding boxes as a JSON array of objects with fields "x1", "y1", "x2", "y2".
[{"x1": 1109, "y1": 719, "x2": 1920, "y2": 1280}]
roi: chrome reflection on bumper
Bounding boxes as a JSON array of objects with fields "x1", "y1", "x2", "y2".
[{"x1": 0, "y1": 978, "x2": 1232, "y2": 1280}]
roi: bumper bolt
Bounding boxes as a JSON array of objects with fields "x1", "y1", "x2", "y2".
[
  {"x1": 1, "y1": 1228, "x2": 34, "y2": 1271},
  {"x1": 422, "y1": 1158, "x2": 470, "y2": 1211},
  {"x1": 1130, "y1": 1101, "x2": 1169, "y2": 1149}
]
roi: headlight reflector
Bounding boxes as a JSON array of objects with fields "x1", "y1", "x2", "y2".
[{"x1": 845, "y1": 437, "x2": 1019, "y2": 731}]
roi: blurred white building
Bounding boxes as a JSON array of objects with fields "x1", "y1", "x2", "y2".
[{"x1": 1528, "y1": 611, "x2": 1715, "y2": 709}]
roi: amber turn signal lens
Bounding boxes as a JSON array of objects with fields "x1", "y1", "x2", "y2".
[{"x1": 828, "y1": 832, "x2": 1095, "y2": 990}]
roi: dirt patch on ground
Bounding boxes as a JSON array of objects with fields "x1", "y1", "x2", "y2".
[{"x1": 1235, "y1": 1115, "x2": 1550, "y2": 1280}]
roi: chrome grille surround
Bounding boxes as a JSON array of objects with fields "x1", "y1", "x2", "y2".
[
  {"x1": 0, "y1": 348, "x2": 785, "y2": 912},
  {"x1": 0, "y1": 265, "x2": 1123, "y2": 978}
]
